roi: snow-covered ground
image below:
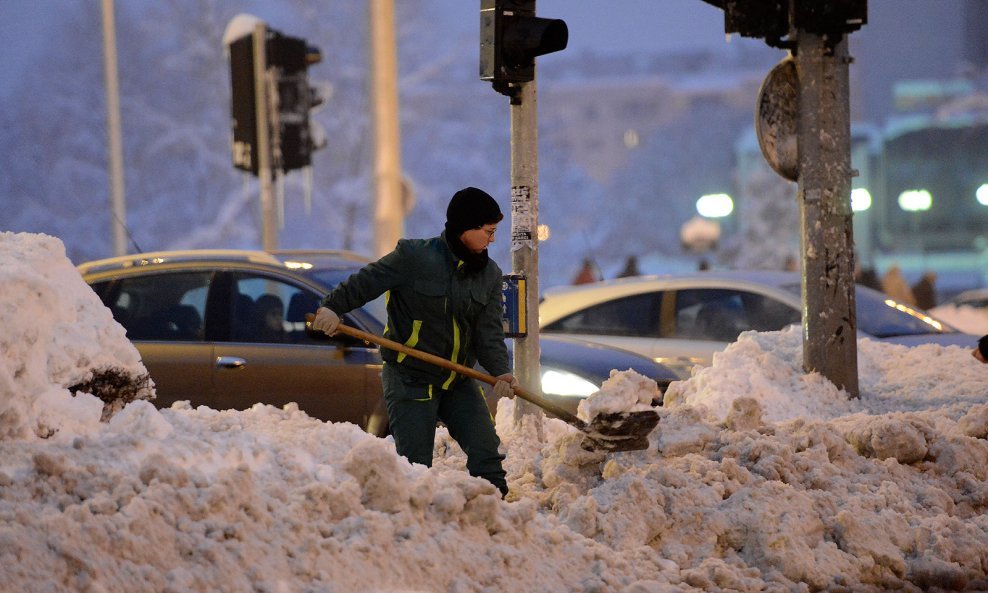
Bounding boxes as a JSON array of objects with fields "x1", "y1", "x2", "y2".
[{"x1": 2, "y1": 231, "x2": 987, "y2": 593}]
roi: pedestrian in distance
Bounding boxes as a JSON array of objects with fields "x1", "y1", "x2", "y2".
[
  {"x1": 616, "y1": 255, "x2": 641, "y2": 278},
  {"x1": 311, "y1": 187, "x2": 518, "y2": 498},
  {"x1": 881, "y1": 264, "x2": 916, "y2": 306},
  {"x1": 912, "y1": 271, "x2": 937, "y2": 311},
  {"x1": 572, "y1": 257, "x2": 598, "y2": 285}
]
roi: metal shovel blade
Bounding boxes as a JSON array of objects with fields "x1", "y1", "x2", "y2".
[{"x1": 580, "y1": 410, "x2": 660, "y2": 452}]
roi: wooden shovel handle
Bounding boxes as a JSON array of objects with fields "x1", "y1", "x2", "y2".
[{"x1": 306, "y1": 313, "x2": 585, "y2": 427}]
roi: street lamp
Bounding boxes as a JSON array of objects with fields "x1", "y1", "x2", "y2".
[
  {"x1": 897, "y1": 189, "x2": 932, "y2": 212},
  {"x1": 976, "y1": 183, "x2": 988, "y2": 206},
  {"x1": 696, "y1": 193, "x2": 734, "y2": 218},
  {"x1": 850, "y1": 188, "x2": 872, "y2": 212}
]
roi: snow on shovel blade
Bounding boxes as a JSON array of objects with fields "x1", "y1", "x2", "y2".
[{"x1": 579, "y1": 410, "x2": 660, "y2": 452}]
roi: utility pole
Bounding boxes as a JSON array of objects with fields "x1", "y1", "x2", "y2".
[
  {"x1": 370, "y1": 0, "x2": 405, "y2": 259},
  {"x1": 508, "y1": 77, "x2": 542, "y2": 421},
  {"x1": 702, "y1": 0, "x2": 866, "y2": 396},
  {"x1": 100, "y1": 0, "x2": 127, "y2": 256},
  {"x1": 251, "y1": 22, "x2": 277, "y2": 251},
  {"x1": 795, "y1": 32, "x2": 858, "y2": 396},
  {"x1": 480, "y1": 0, "x2": 567, "y2": 421}
]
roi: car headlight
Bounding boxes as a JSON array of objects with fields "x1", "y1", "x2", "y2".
[{"x1": 541, "y1": 368, "x2": 599, "y2": 397}]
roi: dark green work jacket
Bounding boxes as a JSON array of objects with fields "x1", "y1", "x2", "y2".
[{"x1": 320, "y1": 233, "x2": 509, "y2": 389}]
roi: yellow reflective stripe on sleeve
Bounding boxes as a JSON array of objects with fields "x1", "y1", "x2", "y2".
[
  {"x1": 396, "y1": 319, "x2": 422, "y2": 363},
  {"x1": 383, "y1": 290, "x2": 391, "y2": 335},
  {"x1": 442, "y1": 317, "x2": 461, "y2": 389}
]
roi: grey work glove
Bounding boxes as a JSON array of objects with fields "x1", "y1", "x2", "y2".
[
  {"x1": 492, "y1": 374, "x2": 519, "y2": 399},
  {"x1": 311, "y1": 307, "x2": 341, "y2": 336}
]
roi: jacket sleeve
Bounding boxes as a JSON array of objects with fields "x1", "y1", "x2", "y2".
[
  {"x1": 473, "y1": 277, "x2": 510, "y2": 377},
  {"x1": 320, "y1": 242, "x2": 408, "y2": 314}
]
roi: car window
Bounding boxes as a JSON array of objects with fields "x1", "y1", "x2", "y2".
[
  {"x1": 780, "y1": 282, "x2": 953, "y2": 337},
  {"x1": 544, "y1": 292, "x2": 660, "y2": 337},
  {"x1": 230, "y1": 273, "x2": 322, "y2": 344},
  {"x1": 855, "y1": 286, "x2": 955, "y2": 337},
  {"x1": 672, "y1": 288, "x2": 799, "y2": 341},
  {"x1": 95, "y1": 272, "x2": 210, "y2": 341}
]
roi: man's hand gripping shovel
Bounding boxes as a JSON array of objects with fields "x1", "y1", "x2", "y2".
[{"x1": 307, "y1": 314, "x2": 660, "y2": 452}]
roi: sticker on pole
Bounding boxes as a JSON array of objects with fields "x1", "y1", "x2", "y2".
[
  {"x1": 756, "y1": 56, "x2": 799, "y2": 182},
  {"x1": 511, "y1": 186, "x2": 534, "y2": 252}
]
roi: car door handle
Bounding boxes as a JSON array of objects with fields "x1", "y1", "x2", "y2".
[{"x1": 216, "y1": 356, "x2": 247, "y2": 369}]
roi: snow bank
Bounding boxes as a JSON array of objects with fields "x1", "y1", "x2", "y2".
[
  {"x1": 0, "y1": 232, "x2": 152, "y2": 442},
  {"x1": 1, "y1": 232, "x2": 986, "y2": 592}
]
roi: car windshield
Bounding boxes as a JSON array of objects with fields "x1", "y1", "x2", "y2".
[
  {"x1": 780, "y1": 282, "x2": 956, "y2": 337},
  {"x1": 308, "y1": 268, "x2": 387, "y2": 326}
]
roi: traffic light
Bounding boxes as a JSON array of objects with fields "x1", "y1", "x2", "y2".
[
  {"x1": 227, "y1": 24, "x2": 325, "y2": 175},
  {"x1": 228, "y1": 33, "x2": 260, "y2": 174},
  {"x1": 268, "y1": 34, "x2": 324, "y2": 172},
  {"x1": 480, "y1": 0, "x2": 568, "y2": 95},
  {"x1": 699, "y1": 0, "x2": 866, "y2": 48}
]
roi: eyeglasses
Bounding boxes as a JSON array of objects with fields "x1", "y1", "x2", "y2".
[{"x1": 478, "y1": 226, "x2": 497, "y2": 238}]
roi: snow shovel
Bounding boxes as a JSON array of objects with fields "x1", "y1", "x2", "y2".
[{"x1": 307, "y1": 315, "x2": 659, "y2": 452}]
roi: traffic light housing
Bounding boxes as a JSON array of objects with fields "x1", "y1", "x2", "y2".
[
  {"x1": 268, "y1": 34, "x2": 324, "y2": 172},
  {"x1": 228, "y1": 33, "x2": 260, "y2": 174},
  {"x1": 699, "y1": 0, "x2": 866, "y2": 48},
  {"x1": 227, "y1": 26, "x2": 324, "y2": 175},
  {"x1": 480, "y1": 0, "x2": 568, "y2": 95}
]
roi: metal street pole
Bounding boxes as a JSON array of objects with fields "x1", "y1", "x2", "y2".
[
  {"x1": 796, "y1": 32, "x2": 859, "y2": 396},
  {"x1": 510, "y1": 78, "x2": 543, "y2": 422},
  {"x1": 370, "y1": 0, "x2": 404, "y2": 258},
  {"x1": 252, "y1": 23, "x2": 277, "y2": 251},
  {"x1": 100, "y1": 0, "x2": 127, "y2": 256}
]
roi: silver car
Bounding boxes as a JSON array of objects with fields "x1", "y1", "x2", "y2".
[{"x1": 539, "y1": 270, "x2": 978, "y2": 378}]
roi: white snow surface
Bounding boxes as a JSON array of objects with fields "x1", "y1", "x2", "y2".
[{"x1": 2, "y1": 232, "x2": 987, "y2": 593}]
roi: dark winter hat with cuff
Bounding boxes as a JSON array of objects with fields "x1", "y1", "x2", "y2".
[{"x1": 445, "y1": 187, "x2": 504, "y2": 237}]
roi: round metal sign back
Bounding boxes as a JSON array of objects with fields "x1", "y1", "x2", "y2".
[{"x1": 756, "y1": 57, "x2": 799, "y2": 182}]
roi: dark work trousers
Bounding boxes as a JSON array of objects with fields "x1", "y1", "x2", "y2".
[{"x1": 382, "y1": 362, "x2": 508, "y2": 497}]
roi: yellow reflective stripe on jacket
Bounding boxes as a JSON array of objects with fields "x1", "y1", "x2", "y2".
[
  {"x1": 382, "y1": 290, "x2": 391, "y2": 335},
  {"x1": 396, "y1": 319, "x2": 422, "y2": 363},
  {"x1": 439, "y1": 260, "x2": 466, "y2": 389},
  {"x1": 442, "y1": 317, "x2": 461, "y2": 389}
]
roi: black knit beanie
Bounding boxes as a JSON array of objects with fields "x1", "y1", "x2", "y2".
[
  {"x1": 979, "y1": 335, "x2": 988, "y2": 360},
  {"x1": 445, "y1": 187, "x2": 504, "y2": 237}
]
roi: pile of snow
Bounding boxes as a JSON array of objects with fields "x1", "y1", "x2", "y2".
[
  {"x1": 1, "y1": 232, "x2": 987, "y2": 592},
  {"x1": 0, "y1": 232, "x2": 152, "y2": 441}
]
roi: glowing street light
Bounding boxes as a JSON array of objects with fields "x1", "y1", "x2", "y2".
[
  {"x1": 537, "y1": 224, "x2": 551, "y2": 242},
  {"x1": 976, "y1": 183, "x2": 988, "y2": 206},
  {"x1": 897, "y1": 189, "x2": 932, "y2": 212},
  {"x1": 696, "y1": 193, "x2": 733, "y2": 218},
  {"x1": 850, "y1": 188, "x2": 872, "y2": 212}
]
